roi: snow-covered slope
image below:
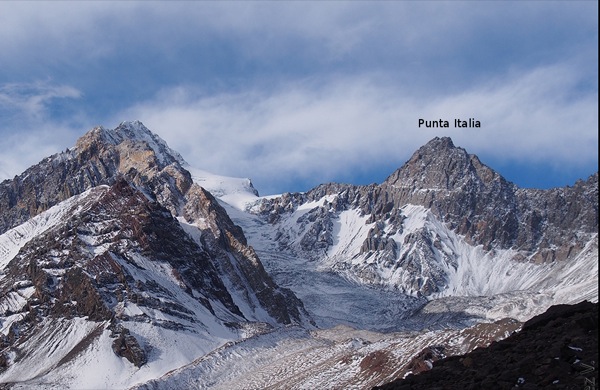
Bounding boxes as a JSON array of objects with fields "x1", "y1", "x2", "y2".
[
  {"x1": 130, "y1": 318, "x2": 521, "y2": 390},
  {"x1": 186, "y1": 167, "x2": 260, "y2": 211},
  {"x1": 0, "y1": 181, "x2": 246, "y2": 389},
  {"x1": 0, "y1": 187, "x2": 107, "y2": 272}
]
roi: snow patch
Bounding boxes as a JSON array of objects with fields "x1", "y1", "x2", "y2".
[
  {"x1": 186, "y1": 167, "x2": 259, "y2": 211},
  {"x1": 0, "y1": 187, "x2": 109, "y2": 272}
]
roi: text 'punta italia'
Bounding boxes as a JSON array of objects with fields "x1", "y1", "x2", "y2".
[{"x1": 418, "y1": 118, "x2": 481, "y2": 128}]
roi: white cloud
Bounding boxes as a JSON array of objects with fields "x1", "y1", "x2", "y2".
[
  {"x1": 0, "y1": 2, "x2": 595, "y2": 193},
  {"x1": 116, "y1": 59, "x2": 597, "y2": 194},
  {"x1": 0, "y1": 82, "x2": 81, "y2": 119},
  {"x1": 0, "y1": 124, "x2": 80, "y2": 182},
  {"x1": 421, "y1": 62, "x2": 598, "y2": 167},
  {"x1": 0, "y1": 81, "x2": 86, "y2": 182}
]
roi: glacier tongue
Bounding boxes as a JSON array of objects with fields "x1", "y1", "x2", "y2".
[{"x1": 129, "y1": 318, "x2": 523, "y2": 390}]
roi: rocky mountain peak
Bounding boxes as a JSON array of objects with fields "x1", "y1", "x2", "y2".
[
  {"x1": 425, "y1": 136, "x2": 456, "y2": 149},
  {"x1": 0, "y1": 121, "x2": 195, "y2": 234},
  {"x1": 385, "y1": 136, "x2": 506, "y2": 191},
  {"x1": 373, "y1": 137, "x2": 520, "y2": 252},
  {"x1": 75, "y1": 121, "x2": 186, "y2": 168}
]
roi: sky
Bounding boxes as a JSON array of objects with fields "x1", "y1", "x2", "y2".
[{"x1": 0, "y1": 2, "x2": 597, "y2": 195}]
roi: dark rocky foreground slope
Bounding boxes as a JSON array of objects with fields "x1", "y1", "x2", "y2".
[{"x1": 374, "y1": 301, "x2": 598, "y2": 390}]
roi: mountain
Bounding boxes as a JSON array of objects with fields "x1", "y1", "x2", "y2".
[
  {"x1": 237, "y1": 137, "x2": 597, "y2": 327},
  {"x1": 0, "y1": 123, "x2": 597, "y2": 389},
  {"x1": 0, "y1": 121, "x2": 311, "y2": 389}
]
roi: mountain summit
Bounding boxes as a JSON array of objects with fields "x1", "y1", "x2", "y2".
[
  {"x1": 247, "y1": 135, "x2": 597, "y2": 302},
  {"x1": 383, "y1": 136, "x2": 597, "y2": 256},
  {"x1": 384, "y1": 136, "x2": 507, "y2": 191}
]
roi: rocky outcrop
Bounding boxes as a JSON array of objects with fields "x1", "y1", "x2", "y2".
[
  {"x1": 111, "y1": 325, "x2": 147, "y2": 368},
  {"x1": 183, "y1": 185, "x2": 311, "y2": 325},
  {"x1": 297, "y1": 207, "x2": 334, "y2": 252},
  {"x1": 403, "y1": 346, "x2": 446, "y2": 376}
]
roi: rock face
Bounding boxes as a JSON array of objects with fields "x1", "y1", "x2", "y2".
[
  {"x1": 374, "y1": 301, "x2": 599, "y2": 390},
  {"x1": 251, "y1": 137, "x2": 598, "y2": 298},
  {"x1": 111, "y1": 325, "x2": 147, "y2": 368},
  {"x1": 383, "y1": 137, "x2": 597, "y2": 260},
  {"x1": 0, "y1": 122, "x2": 311, "y2": 385}
]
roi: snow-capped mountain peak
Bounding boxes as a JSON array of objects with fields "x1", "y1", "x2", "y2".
[
  {"x1": 76, "y1": 120, "x2": 186, "y2": 167},
  {"x1": 385, "y1": 136, "x2": 508, "y2": 192},
  {"x1": 186, "y1": 167, "x2": 260, "y2": 211},
  {"x1": 0, "y1": 122, "x2": 312, "y2": 389}
]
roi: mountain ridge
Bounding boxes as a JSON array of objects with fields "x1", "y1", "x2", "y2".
[{"x1": 0, "y1": 122, "x2": 596, "y2": 389}]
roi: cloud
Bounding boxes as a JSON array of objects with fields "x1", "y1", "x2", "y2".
[
  {"x1": 0, "y1": 123, "x2": 80, "y2": 181},
  {"x1": 1, "y1": 2, "x2": 595, "y2": 83},
  {"x1": 0, "y1": 82, "x2": 81, "y2": 120},
  {"x1": 0, "y1": 81, "x2": 86, "y2": 182},
  {"x1": 116, "y1": 58, "x2": 597, "y2": 194},
  {"x1": 0, "y1": 2, "x2": 596, "y2": 193},
  {"x1": 421, "y1": 62, "x2": 598, "y2": 167}
]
